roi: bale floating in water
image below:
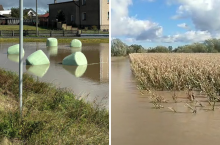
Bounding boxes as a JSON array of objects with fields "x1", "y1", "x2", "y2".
[
  {"x1": 7, "y1": 54, "x2": 24, "y2": 63},
  {"x1": 26, "y1": 64, "x2": 50, "y2": 78},
  {"x1": 47, "y1": 46, "x2": 58, "y2": 56},
  {"x1": 26, "y1": 50, "x2": 50, "y2": 65},
  {"x1": 62, "y1": 52, "x2": 87, "y2": 66},
  {"x1": 62, "y1": 65, "x2": 87, "y2": 77},
  {"x1": 70, "y1": 39, "x2": 82, "y2": 48},
  {"x1": 46, "y1": 38, "x2": 58, "y2": 47},
  {"x1": 7, "y1": 44, "x2": 25, "y2": 55}
]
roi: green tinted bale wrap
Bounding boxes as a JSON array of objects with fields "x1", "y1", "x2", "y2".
[
  {"x1": 7, "y1": 44, "x2": 25, "y2": 55},
  {"x1": 75, "y1": 65, "x2": 87, "y2": 77},
  {"x1": 70, "y1": 39, "x2": 82, "y2": 47},
  {"x1": 46, "y1": 38, "x2": 58, "y2": 47},
  {"x1": 62, "y1": 52, "x2": 87, "y2": 66},
  {"x1": 7, "y1": 54, "x2": 24, "y2": 63},
  {"x1": 26, "y1": 50, "x2": 50, "y2": 65},
  {"x1": 26, "y1": 64, "x2": 50, "y2": 78}
]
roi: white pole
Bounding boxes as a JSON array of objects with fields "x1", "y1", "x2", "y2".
[
  {"x1": 36, "y1": 0, "x2": 38, "y2": 36},
  {"x1": 19, "y1": 0, "x2": 23, "y2": 117}
]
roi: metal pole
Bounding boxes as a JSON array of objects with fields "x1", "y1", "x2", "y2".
[
  {"x1": 36, "y1": 0, "x2": 38, "y2": 36},
  {"x1": 19, "y1": 0, "x2": 23, "y2": 118}
]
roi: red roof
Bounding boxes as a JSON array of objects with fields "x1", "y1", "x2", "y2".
[{"x1": 39, "y1": 13, "x2": 49, "y2": 18}]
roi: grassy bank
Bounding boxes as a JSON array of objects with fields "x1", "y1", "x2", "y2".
[
  {"x1": 0, "y1": 25, "x2": 48, "y2": 31},
  {"x1": 0, "y1": 68, "x2": 109, "y2": 144},
  {"x1": 0, "y1": 38, "x2": 109, "y2": 43}
]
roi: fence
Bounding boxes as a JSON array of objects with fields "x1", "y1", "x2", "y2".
[{"x1": 0, "y1": 30, "x2": 79, "y2": 37}]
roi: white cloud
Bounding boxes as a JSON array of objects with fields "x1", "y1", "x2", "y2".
[
  {"x1": 177, "y1": 23, "x2": 190, "y2": 30},
  {"x1": 159, "y1": 31, "x2": 212, "y2": 43},
  {"x1": 170, "y1": 0, "x2": 220, "y2": 33},
  {"x1": 111, "y1": 0, "x2": 163, "y2": 41}
]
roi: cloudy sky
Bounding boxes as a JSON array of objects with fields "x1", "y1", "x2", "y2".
[
  {"x1": 0, "y1": 0, "x2": 71, "y2": 14},
  {"x1": 111, "y1": 0, "x2": 220, "y2": 48}
]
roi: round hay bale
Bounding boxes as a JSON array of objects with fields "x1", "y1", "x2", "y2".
[
  {"x1": 7, "y1": 44, "x2": 25, "y2": 55},
  {"x1": 26, "y1": 50, "x2": 50, "y2": 65},
  {"x1": 7, "y1": 54, "x2": 24, "y2": 63},
  {"x1": 62, "y1": 52, "x2": 87, "y2": 66},
  {"x1": 70, "y1": 39, "x2": 82, "y2": 47},
  {"x1": 46, "y1": 38, "x2": 58, "y2": 47},
  {"x1": 26, "y1": 64, "x2": 50, "y2": 78}
]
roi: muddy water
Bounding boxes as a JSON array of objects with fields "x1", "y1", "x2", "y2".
[
  {"x1": 0, "y1": 42, "x2": 109, "y2": 109},
  {"x1": 111, "y1": 57, "x2": 220, "y2": 145}
]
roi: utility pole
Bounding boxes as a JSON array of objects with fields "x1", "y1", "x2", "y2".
[
  {"x1": 36, "y1": 0, "x2": 38, "y2": 36},
  {"x1": 19, "y1": 0, "x2": 23, "y2": 119}
]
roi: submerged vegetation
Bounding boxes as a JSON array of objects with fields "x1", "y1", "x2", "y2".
[
  {"x1": 129, "y1": 53, "x2": 220, "y2": 112},
  {"x1": 0, "y1": 68, "x2": 109, "y2": 144}
]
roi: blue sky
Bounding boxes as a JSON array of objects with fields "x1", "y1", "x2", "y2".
[{"x1": 111, "y1": 0, "x2": 220, "y2": 48}]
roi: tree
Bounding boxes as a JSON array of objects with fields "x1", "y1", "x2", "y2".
[
  {"x1": 11, "y1": 7, "x2": 29, "y2": 19},
  {"x1": 168, "y1": 46, "x2": 173, "y2": 52},
  {"x1": 56, "y1": 10, "x2": 65, "y2": 22},
  {"x1": 11, "y1": 8, "x2": 19, "y2": 18}
]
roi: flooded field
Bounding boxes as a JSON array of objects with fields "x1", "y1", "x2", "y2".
[
  {"x1": 0, "y1": 42, "x2": 109, "y2": 109},
  {"x1": 112, "y1": 57, "x2": 220, "y2": 145}
]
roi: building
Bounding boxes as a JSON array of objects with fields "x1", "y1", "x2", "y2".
[
  {"x1": 39, "y1": 13, "x2": 49, "y2": 27},
  {"x1": 48, "y1": 0, "x2": 109, "y2": 30},
  {"x1": 0, "y1": 10, "x2": 11, "y2": 16},
  {"x1": 23, "y1": 8, "x2": 37, "y2": 17},
  {"x1": 0, "y1": 5, "x2": 4, "y2": 11}
]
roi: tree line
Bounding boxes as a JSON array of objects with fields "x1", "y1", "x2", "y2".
[{"x1": 111, "y1": 38, "x2": 220, "y2": 56}]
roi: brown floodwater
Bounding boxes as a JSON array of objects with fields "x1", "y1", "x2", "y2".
[
  {"x1": 111, "y1": 57, "x2": 220, "y2": 145},
  {"x1": 0, "y1": 42, "x2": 109, "y2": 109}
]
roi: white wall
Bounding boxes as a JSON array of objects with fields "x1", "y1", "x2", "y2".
[{"x1": 0, "y1": 10, "x2": 11, "y2": 15}]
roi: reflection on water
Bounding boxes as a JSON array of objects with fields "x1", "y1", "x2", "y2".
[
  {"x1": 47, "y1": 46, "x2": 58, "y2": 56},
  {"x1": 7, "y1": 54, "x2": 24, "y2": 63},
  {"x1": 62, "y1": 65, "x2": 87, "y2": 78},
  {"x1": 71, "y1": 47, "x2": 82, "y2": 53},
  {"x1": 0, "y1": 42, "x2": 109, "y2": 109},
  {"x1": 26, "y1": 64, "x2": 50, "y2": 78},
  {"x1": 112, "y1": 57, "x2": 220, "y2": 145}
]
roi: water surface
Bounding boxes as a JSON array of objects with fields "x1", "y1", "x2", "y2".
[
  {"x1": 0, "y1": 42, "x2": 109, "y2": 109},
  {"x1": 112, "y1": 57, "x2": 220, "y2": 145}
]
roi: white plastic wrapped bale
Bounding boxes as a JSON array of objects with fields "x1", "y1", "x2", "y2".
[
  {"x1": 62, "y1": 65, "x2": 87, "y2": 77},
  {"x1": 7, "y1": 44, "x2": 25, "y2": 55},
  {"x1": 26, "y1": 50, "x2": 50, "y2": 65},
  {"x1": 26, "y1": 64, "x2": 50, "y2": 78},
  {"x1": 7, "y1": 53, "x2": 24, "y2": 63},
  {"x1": 62, "y1": 52, "x2": 87, "y2": 66},
  {"x1": 70, "y1": 39, "x2": 82, "y2": 48},
  {"x1": 46, "y1": 38, "x2": 58, "y2": 47}
]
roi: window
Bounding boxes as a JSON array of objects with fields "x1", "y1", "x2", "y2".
[
  {"x1": 82, "y1": 0, "x2": 86, "y2": 5},
  {"x1": 82, "y1": 12, "x2": 86, "y2": 20},
  {"x1": 107, "y1": 0, "x2": 109, "y2": 3},
  {"x1": 71, "y1": 15, "x2": 74, "y2": 21},
  {"x1": 108, "y1": 12, "x2": 109, "y2": 20}
]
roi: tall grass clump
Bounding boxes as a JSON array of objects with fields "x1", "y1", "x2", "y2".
[{"x1": 0, "y1": 68, "x2": 109, "y2": 144}]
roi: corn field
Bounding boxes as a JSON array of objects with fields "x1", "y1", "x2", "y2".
[{"x1": 129, "y1": 53, "x2": 220, "y2": 111}]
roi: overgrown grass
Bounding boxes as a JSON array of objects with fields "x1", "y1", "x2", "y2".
[
  {"x1": 0, "y1": 68, "x2": 109, "y2": 144},
  {"x1": 0, "y1": 38, "x2": 109, "y2": 43},
  {"x1": 0, "y1": 25, "x2": 49, "y2": 31}
]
